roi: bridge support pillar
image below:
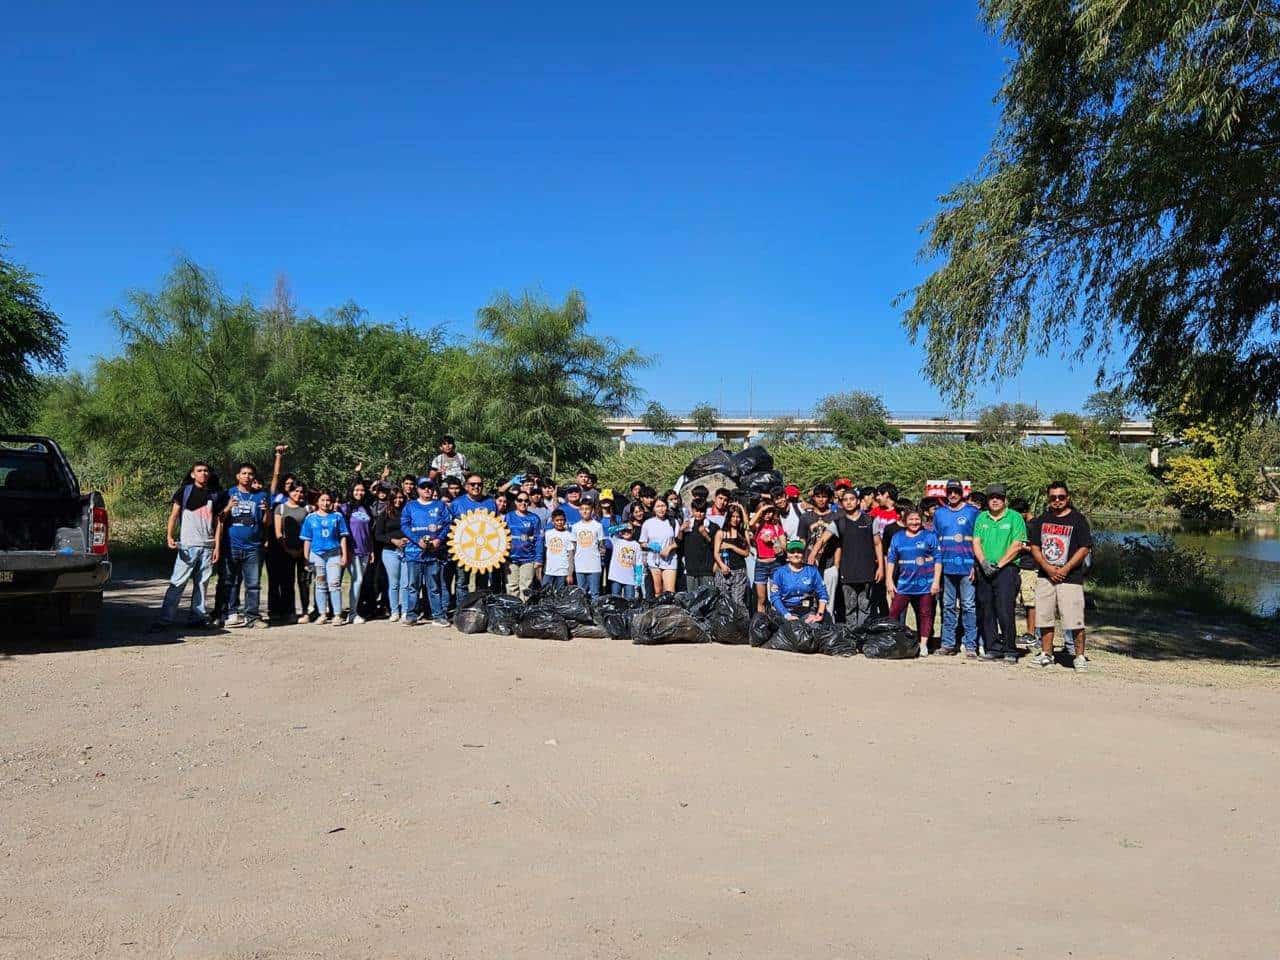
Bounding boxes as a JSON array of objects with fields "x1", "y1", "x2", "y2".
[{"x1": 1149, "y1": 445, "x2": 1160, "y2": 468}]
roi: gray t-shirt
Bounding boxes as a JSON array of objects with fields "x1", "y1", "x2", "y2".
[
  {"x1": 276, "y1": 502, "x2": 310, "y2": 550},
  {"x1": 173, "y1": 484, "x2": 218, "y2": 548}
]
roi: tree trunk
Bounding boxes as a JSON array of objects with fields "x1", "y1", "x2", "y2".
[
  {"x1": 550, "y1": 442, "x2": 558, "y2": 482},
  {"x1": 1261, "y1": 465, "x2": 1280, "y2": 501}
]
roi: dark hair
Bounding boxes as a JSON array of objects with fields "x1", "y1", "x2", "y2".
[
  {"x1": 813, "y1": 483, "x2": 834, "y2": 497},
  {"x1": 575, "y1": 466, "x2": 589, "y2": 475},
  {"x1": 628, "y1": 501, "x2": 647, "y2": 521},
  {"x1": 714, "y1": 487, "x2": 731, "y2": 498},
  {"x1": 588, "y1": 472, "x2": 598, "y2": 483},
  {"x1": 723, "y1": 503, "x2": 746, "y2": 531},
  {"x1": 877, "y1": 482, "x2": 898, "y2": 499},
  {"x1": 919, "y1": 496, "x2": 940, "y2": 511},
  {"x1": 236, "y1": 462, "x2": 257, "y2": 475},
  {"x1": 1010, "y1": 496, "x2": 1031, "y2": 513},
  {"x1": 661, "y1": 488, "x2": 679, "y2": 501},
  {"x1": 690, "y1": 484, "x2": 709, "y2": 498},
  {"x1": 1047, "y1": 480, "x2": 1070, "y2": 494},
  {"x1": 630, "y1": 480, "x2": 643, "y2": 493},
  {"x1": 690, "y1": 498, "x2": 707, "y2": 512},
  {"x1": 769, "y1": 485, "x2": 786, "y2": 498},
  {"x1": 445, "y1": 475, "x2": 463, "y2": 486},
  {"x1": 640, "y1": 486, "x2": 656, "y2": 499},
  {"x1": 348, "y1": 479, "x2": 368, "y2": 504},
  {"x1": 190, "y1": 461, "x2": 210, "y2": 472},
  {"x1": 896, "y1": 498, "x2": 915, "y2": 513},
  {"x1": 551, "y1": 508, "x2": 566, "y2": 519},
  {"x1": 439, "y1": 435, "x2": 455, "y2": 445},
  {"x1": 401, "y1": 474, "x2": 417, "y2": 484},
  {"x1": 465, "y1": 472, "x2": 483, "y2": 483}
]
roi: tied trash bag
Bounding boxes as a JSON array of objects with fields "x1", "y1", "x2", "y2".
[
  {"x1": 706, "y1": 594, "x2": 751, "y2": 644},
  {"x1": 681, "y1": 446, "x2": 740, "y2": 483},
  {"x1": 458, "y1": 590, "x2": 489, "y2": 611},
  {"x1": 571, "y1": 623, "x2": 609, "y2": 638},
  {"x1": 592, "y1": 593, "x2": 639, "y2": 625},
  {"x1": 516, "y1": 608, "x2": 570, "y2": 641},
  {"x1": 533, "y1": 584, "x2": 595, "y2": 624},
  {"x1": 731, "y1": 445, "x2": 774, "y2": 476},
  {"x1": 748, "y1": 609, "x2": 782, "y2": 647},
  {"x1": 649, "y1": 591, "x2": 679, "y2": 607},
  {"x1": 631, "y1": 606, "x2": 711, "y2": 645},
  {"x1": 763, "y1": 617, "x2": 835, "y2": 655},
  {"x1": 742, "y1": 469, "x2": 785, "y2": 494},
  {"x1": 484, "y1": 594, "x2": 525, "y2": 636},
  {"x1": 821, "y1": 624, "x2": 858, "y2": 657},
  {"x1": 454, "y1": 607, "x2": 488, "y2": 634},
  {"x1": 857, "y1": 617, "x2": 920, "y2": 659},
  {"x1": 603, "y1": 609, "x2": 637, "y2": 639},
  {"x1": 678, "y1": 586, "x2": 720, "y2": 620}
]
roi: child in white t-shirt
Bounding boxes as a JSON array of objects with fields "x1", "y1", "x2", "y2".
[
  {"x1": 571, "y1": 500, "x2": 606, "y2": 597},
  {"x1": 541, "y1": 509, "x2": 576, "y2": 588},
  {"x1": 607, "y1": 526, "x2": 644, "y2": 599}
]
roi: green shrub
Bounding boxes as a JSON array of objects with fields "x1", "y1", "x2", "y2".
[{"x1": 1089, "y1": 536, "x2": 1247, "y2": 615}]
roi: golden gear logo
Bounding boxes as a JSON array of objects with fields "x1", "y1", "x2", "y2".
[{"x1": 447, "y1": 509, "x2": 511, "y2": 574}]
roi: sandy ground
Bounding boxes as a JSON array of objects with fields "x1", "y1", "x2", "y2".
[{"x1": 3, "y1": 580, "x2": 1279, "y2": 960}]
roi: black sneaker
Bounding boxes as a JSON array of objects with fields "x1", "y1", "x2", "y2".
[
  {"x1": 1003, "y1": 653, "x2": 1019, "y2": 664},
  {"x1": 980, "y1": 651, "x2": 1000, "y2": 661}
]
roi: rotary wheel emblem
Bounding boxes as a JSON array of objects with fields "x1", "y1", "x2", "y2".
[{"x1": 448, "y1": 508, "x2": 511, "y2": 574}]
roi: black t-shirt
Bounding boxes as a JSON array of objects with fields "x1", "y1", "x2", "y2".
[
  {"x1": 680, "y1": 520, "x2": 716, "y2": 577},
  {"x1": 1028, "y1": 509, "x2": 1093, "y2": 584},
  {"x1": 716, "y1": 529, "x2": 748, "y2": 571},
  {"x1": 878, "y1": 521, "x2": 902, "y2": 581},
  {"x1": 798, "y1": 509, "x2": 840, "y2": 569},
  {"x1": 834, "y1": 512, "x2": 878, "y2": 584},
  {"x1": 1018, "y1": 516, "x2": 1038, "y2": 570}
]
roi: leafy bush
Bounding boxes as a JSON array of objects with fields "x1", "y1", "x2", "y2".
[
  {"x1": 1089, "y1": 536, "x2": 1242, "y2": 613},
  {"x1": 592, "y1": 442, "x2": 1161, "y2": 511}
]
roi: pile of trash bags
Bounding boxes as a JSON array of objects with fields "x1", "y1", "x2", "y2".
[
  {"x1": 679, "y1": 443, "x2": 784, "y2": 513},
  {"x1": 450, "y1": 583, "x2": 916, "y2": 659}
]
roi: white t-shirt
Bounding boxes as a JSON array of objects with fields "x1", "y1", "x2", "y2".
[
  {"x1": 430, "y1": 452, "x2": 469, "y2": 478},
  {"x1": 640, "y1": 516, "x2": 678, "y2": 571},
  {"x1": 543, "y1": 528, "x2": 576, "y2": 577},
  {"x1": 571, "y1": 519, "x2": 605, "y2": 573},
  {"x1": 609, "y1": 537, "x2": 644, "y2": 585}
]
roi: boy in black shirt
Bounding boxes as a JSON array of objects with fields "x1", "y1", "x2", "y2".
[{"x1": 678, "y1": 499, "x2": 717, "y2": 592}]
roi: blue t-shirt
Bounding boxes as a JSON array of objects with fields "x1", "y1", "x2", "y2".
[
  {"x1": 450, "y1": 494, "x2": 497, "y2": 520},
  {"x1": 887, "y1": 529, "x2": 940, "y2": 595},
  {"x1": 401, "y1": 499, "x2": 452, "y2": 561},
  {"x1": 932, "y1": 503, "x2": 980, "y2": 575},
  {"x1": 299, "y1": 511, "x2": 349, "y2": 554},
  {"x1": 769, "y1": 563, "x2": 829, "y2": 617},
  {"x1": 505, "y1": 510, "x2": 544, "y2": 564},
  {"x1": 558, "y1": 502, "x2": 582, "y2": 526},
  {"x1": 224, "y1": 488, "x2": 268, "y2": 551}
]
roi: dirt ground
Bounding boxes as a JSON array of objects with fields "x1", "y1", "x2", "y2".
[{"x1": 3, "y1": 580, "x2": 1278, "y2": 960}]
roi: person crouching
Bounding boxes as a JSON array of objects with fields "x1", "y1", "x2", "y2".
[{"x1": 769, "y1": 540, "x2": 830, "y2": 623}]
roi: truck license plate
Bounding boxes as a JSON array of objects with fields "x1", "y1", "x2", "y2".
[{"x1": 0, "y1": 571, "x2": 13, "y2": 584}]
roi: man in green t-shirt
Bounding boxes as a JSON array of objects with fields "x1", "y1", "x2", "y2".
[{"x1": 972, "y1": 484, "x2": 1028, "y2": 663}]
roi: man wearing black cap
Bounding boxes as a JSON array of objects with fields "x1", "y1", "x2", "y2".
[
  {"x1": 972, "y1": 484, "x2": 1027, "y2": 663},
  {"x1": 932, "y1": 479, "x2": 980, "y2": 655}
]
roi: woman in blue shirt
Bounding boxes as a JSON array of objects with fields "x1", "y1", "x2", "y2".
[
  {"x1": 885, "y1": 507, "x2": 942, "y2": 656},
  {"x1": 769, "y1": 540, "x2": 829, "y2": 621},
  {"x1": 300, "y1": 490, "x2": 351, "y2": 625}
]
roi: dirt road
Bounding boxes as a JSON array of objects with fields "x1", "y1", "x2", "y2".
[{"x1": 3, "y1": 581, "x2": 1278, "y2": 959}]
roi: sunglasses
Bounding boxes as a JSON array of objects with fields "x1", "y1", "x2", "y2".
[
  {"x1": 1048, "y1": 493, "x2": 1068, "y2": 501},
  {"x1": 515, "y1": 497, "x2": 529, "y2": 503},
  {"x1": 466, "y1": 482, "x2": 482, "y2": 488}
]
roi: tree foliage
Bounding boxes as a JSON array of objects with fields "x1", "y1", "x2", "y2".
[
  {"x1": 640, "y1": 401, "x2": 678, "y2": 440},
  {"x1": 901, "y1": 2, "x2": 1280, "y2": 423},
  {"x1": 975, "y1": 402, "x2": 1041, "y2": 443},
  {"x1": 815, "y1": 390, "x2": 901, "y2": 448},
  {"x1": 0, "y1": 242, "x2": 65, "y2": 430},
  {"x1": 690, "y1": 403, "x2": 718, "y2": 440}
]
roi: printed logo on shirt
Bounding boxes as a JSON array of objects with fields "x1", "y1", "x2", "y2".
[
  {"x1": 548, "y1": 537, "x2": 565, "y2": 554},
  {"x1": 1040, "y1": 522, "x2": 1073, "y2": 566},
  {"x1": 616, "y1": 543, "x2": 640, "y2": 567},
  {"x1": 576, "y1": 529, "x2": 597, "y2": 549}
]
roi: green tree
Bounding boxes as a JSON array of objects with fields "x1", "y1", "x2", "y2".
[
  {"x1": 975, "y1": 402, "x2": 1040, "y2": 443},
  {"x1": 0, "y1": 242, "x2": 65, "y2": 430},
  {"x1": 900, "y1": 2, "x2": 1280, "y2": 423},
  {"x1": 640, "y1": 401, "x2": 678, "y2": 441},
  {"x1": 815, "y1": 391, "x2": 901, "y2": 448},
  {"x1": 690, "y1": 403, "x2": 718, "y2": 442},
  {"x1": 449, "y1": 290, "x2": 648, "y2": 479}
]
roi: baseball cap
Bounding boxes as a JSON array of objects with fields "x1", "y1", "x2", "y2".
[
  {"x1": 985, "y1": 483, "x2": 1007, "y2": 498},
  {"x1": 415, "y1": 476, "x2": 435, "y2": 488},
  {"x1": 784, "y1": 484, "x2": 800, "y2": 498},
  {"x1": 833, "y1": 477, "x2": 853, "y2": 490},
  {"x1": 785, "y1": 539, "x2": 806, "y2": 552},
  {"x1": 600, "y1": 488, "x2": 614, "y2": 502},
  {"x1": 945, "y1": 479, "x2": 964, "y2": 491}
]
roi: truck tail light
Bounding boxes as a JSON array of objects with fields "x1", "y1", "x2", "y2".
[{"x1": 91, "y1": 507, "x2": 109, "y2": 555}]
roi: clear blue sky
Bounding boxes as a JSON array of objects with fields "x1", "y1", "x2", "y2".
[{"x1": 3, "y1": 1, "x2": 1093, "y2": 415}]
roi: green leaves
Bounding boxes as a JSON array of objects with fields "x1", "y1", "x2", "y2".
[
  {"x1": 815, "y1": 391, "x2": 902, "y2": 448},
  {"x1": 0, "y1": 241, "x2": 65, "y2": 431}
]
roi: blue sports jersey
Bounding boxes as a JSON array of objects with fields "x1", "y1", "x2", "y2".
[
  {"x1": 932, "y1": 503, "x2": 980, "y2": 575},
  {"x1": 769, "y1": 563, "x2": 829, "y2": 617},
  {"x1": 299, "y1": 511, "x2": 349, "y2": 554},
  {"x1": 401, "y1": 499, "x2": 452, "y2": 562},
  {"x1": 224, "y1": 489, "x2": 268, "y2": 551},
  {"x1": 887, "y1": 529, "x2": 940, "y2": 595}
]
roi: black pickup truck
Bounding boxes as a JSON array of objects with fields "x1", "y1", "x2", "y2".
[{"x1": 0, "y1": 435, "x2": 112, "y2": 637}]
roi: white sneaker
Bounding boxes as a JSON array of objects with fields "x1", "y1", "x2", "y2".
[
  {"x1": 1073, "y1": 654, "x2": 1089, "y2": 672},
  {"x1": 352, "y1": 615, "x2": 366, "y2": 625},
  {"x1": 224, "y1": 613, "x2": 245, "y2": 627},
  {"x1": 389, "y1": 613, "x2": 400, "y2": 623}
]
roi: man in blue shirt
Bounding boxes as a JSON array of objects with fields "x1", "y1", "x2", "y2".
[
  {"x1": 218, "y1": 462, "x2": 269, "y2": 628},
  {"x1": 449, "y1": 472, "x2": 499, "y2": 607},
  {"x1": 931, "y1": 479, "x2": 980, "y2": 655},
  {"x1": 400, "y1": 477, "x2": 452, "y2": 625},
  {"x1": 770, "y1": 540, "x2": 830, "y2": 621}
]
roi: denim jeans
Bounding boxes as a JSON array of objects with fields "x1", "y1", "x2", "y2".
[
  {"x1": 577, "y1": 571, "x2": 602, "y2": 597},
  {"x1": 347, "y1": 555, "x2": 369, "y2": 620},
  {"x1": 382, "y1": 549, "x2": 406, "y2": 615},
  {"x1": 310, "y1": 550, "x2": 344, "y2": 617},
  {"x1": 544, "y1": 574, "x2": 569, "y2": 590},
  {"x1": 222, "y1": 546, "x2": 263, "y2": 623},
  {"x1": 941, "y1": 571, "x2": 978, "y2": 651},
  {"x1": 609, "y1": 581, "x2": 636, "y2": 599},
  {"x1": 158, "y1": 545, "x2": 216, "y2": 624},
  {"x1": 405, "y1": 559, "x2": 446, "y2": 622}
]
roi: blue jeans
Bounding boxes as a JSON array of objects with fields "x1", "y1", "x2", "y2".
[
  {"x1": 941, "y1": 572, "x2": 978, "y2": 651},
  {"x1": 158, "y1": 545, "x2": 215, "y2": 624},
  {"x1": 609, "y1": 581, "x2": 636, "y2": 599},
  {"x1": 382, "y1": 549, "x2": 406, "y2": 615},
  {"x1": 405, "y1": 559, "x2": 446, "y2": 622},
  {"x1": 223, "y1": 546, "x2": 262, "y2": 623},
  {"x1": 544, "y1": 574, "x2": 569, "y2": 590},
  {"x1": 347, "y1": 555, "x2": 369, "y2": 620},
  {"x1": 310, "y1": 550, "x2": 344, "y2": 617},
  {"x1": 577, "y1": 571, "x2": 602, "y2": 597}
]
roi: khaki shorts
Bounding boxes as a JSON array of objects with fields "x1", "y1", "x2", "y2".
[
  {"x1": 1019, "y1": 569, "x2": 1038, "y2": 607},
  {"x1": 1035, "y1": 579, "x2": 1085, "y2": 631}
]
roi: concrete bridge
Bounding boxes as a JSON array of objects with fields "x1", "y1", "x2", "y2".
[{"x1": 604, "y1": 412, "x2": 1161, "y2": 464}]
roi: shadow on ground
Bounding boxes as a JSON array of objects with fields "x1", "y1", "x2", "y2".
[
  {"x1": 1092, "y1": 600, "x2": 1280, "y2": 664},
  {"x1": 0, "y1": 585, "x2": 192, "y2": 657}
]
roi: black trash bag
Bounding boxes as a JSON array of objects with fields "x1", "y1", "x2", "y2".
[
  {"x1": 515, "y1": 608, "x2": 570, "y2": 641},
  {"x1": 706, "y1": 594, "x2": 751, "y2": 644},
  {"x1": 603, "y1": 609, "x2": 637, "y2": 639},
  {"x1": 592, "y1": 593, "x2": 639, "y2": 625},
  {"x1": 571, "y1": 623, "x2": 609, "y2": 639},
  {"x1": 749, "y1": 609, "x2": 782, "y2": 647},
  {"x1": 681, "y1": 446, "x2": 740, "y2": 483},
  {"x1": 821, "y1": 624, "x2": 859, "y2": 657},
  {"x1": 532, "y1": 584, "x2": 595, "y2": 624},
  {"x1": 857, "y1": 616, "x2": 919, "y2": 659},
  {"x1": 484, "y1": 594, "x2": 525, "y2": 636},
  {"x1": 742, "y1": 469, "x2": 785, "y2": 494},
  {"x1": 763, "y1": 618, "x2": 831, "y2": 654},
  {"x1": 454, "y1": 607, "x2": 489, "y2": 634},
  {"x1": 731, "y1": 445, "x2": 774, "y2": 476},
  {"x1": 631, "y1": 606, "x2": 711, "y2": 645},
  {"x1": 680, "y1": 586, "x2": 721, "y2": 620},
  {"x1": 649, "y1": 591, "x2": 679, "y2": 607},
  {"x1": 458, "y1": 590, "x2": 489, "y2": 611}
]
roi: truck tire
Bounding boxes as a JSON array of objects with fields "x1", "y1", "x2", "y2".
[{"x1": 58, "y1": 592, "x2": 102, "y2": 638}]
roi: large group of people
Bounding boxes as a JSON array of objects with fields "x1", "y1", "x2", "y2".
[{"x1": 152, "y1": 437, "x2": 1094, "y2": 669}]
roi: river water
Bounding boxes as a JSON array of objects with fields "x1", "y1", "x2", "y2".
[{"x1": 1095, "y1": 518, "x2": 1280, "y2": 615}]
